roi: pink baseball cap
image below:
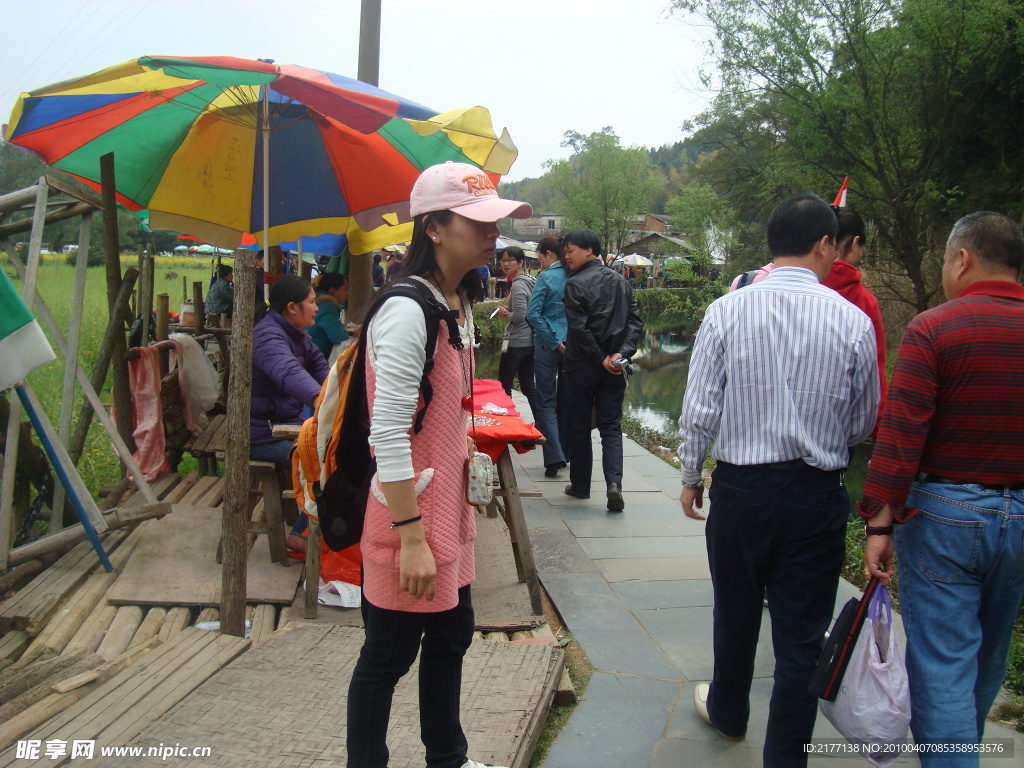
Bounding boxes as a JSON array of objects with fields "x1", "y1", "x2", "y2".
[{"x1": 410, "y1": 161, "x2": 533, "y2": 222}]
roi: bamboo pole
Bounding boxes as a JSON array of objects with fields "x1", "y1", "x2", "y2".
[
  {"x1": 139, "y1": 254, "x2": 154, "y2": 347},
  {"x1": 221, "y1": 248, "x2": 256, "y2": 637},
  {"x1": 52, "y1": 211, "x2": 93, "y2": 530},
  {"x1": 100, "y1": 153, "x2": 135, "y2": 467}
]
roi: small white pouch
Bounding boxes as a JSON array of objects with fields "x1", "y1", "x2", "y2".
[{"x1": 465, "y1": 451, "x2": 494, "y2": 505}]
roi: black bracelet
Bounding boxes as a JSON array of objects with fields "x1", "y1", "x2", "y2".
[
  {"x1": 391, "y1": 515, "x2": 422, "y2": 529},
  {"x1": 865, "y1": 525, "x2": 894, "y2": 537}
]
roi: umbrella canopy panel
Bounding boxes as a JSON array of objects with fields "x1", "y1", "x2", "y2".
[{"x1": 5, "y1": 56, "x2": 518, "y2": 253}]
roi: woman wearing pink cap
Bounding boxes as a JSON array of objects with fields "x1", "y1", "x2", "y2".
[{"x1": 347, "y1": 162, "x2": 531, "y2": 768}]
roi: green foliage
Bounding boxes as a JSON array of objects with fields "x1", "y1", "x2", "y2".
[
  {"x1": 666, "y1": 183, "x2": 739, "y2": 268},
  {"x1": 543, "y1": 128, "x2": 664, "y2": 253},
  {"x1": 672, "y1": 0, "x2": 1024, "y2": 313}
]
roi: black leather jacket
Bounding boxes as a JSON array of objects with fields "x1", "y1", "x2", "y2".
[{"x1": 563, "y1": 258, "x2": 643, "y2": 371}]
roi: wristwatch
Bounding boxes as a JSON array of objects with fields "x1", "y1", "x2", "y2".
[
  {"x1": 864, "y1": 525, "x2": 894, "y2": 536},
  {"x1": 682, "y1": 479, "x2": 704, "y2": 490}
]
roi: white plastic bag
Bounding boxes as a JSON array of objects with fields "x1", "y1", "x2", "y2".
[{"x1": 819, "y1": 585, "x2": 911, "y2": 767}]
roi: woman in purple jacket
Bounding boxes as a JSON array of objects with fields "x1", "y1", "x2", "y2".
[{"x1": 250, "y1": 274, "x2": 330, "y2": 553}]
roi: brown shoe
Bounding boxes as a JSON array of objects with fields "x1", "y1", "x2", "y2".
[{"x1": 564, "y1": 484, "x2": 590, "y2": 500}]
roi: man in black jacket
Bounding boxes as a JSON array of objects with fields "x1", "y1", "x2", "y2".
[{"x1": 562, "y1": 230, "x2": 643, "y2": 511}]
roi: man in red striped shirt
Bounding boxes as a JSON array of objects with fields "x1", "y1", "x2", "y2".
[{"x1": 861, "y1": 211, "x2": 1024, "y2": 763}]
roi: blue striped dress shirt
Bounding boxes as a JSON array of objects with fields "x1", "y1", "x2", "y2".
[{"x1": 678, "y1": 266, "x2": 880, "y2": 484}]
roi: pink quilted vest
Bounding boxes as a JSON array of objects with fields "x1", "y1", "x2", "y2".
[{"x1": 360, "y1": 315, "x2": 477, "y2": 613}]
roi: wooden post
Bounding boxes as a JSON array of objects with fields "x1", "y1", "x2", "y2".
[
  {"x1": 100, "y1": 154, "x2": 135, "y2": 465},
  {"x1": 347, "y1": 249, "x2": 373, "y2": 324},
  {"x1": 52, "y1": 211, "x2": 93, "y2": 531},
  {"x1": 155, "y1": 293, "x2": 170, "y2": 377},
  {"x1": 67, "y1": 268, "x2": 139, "y2": 467},
  {"x1": 139, "y1": 255, "x2": 154, "y2": 348},
  {"x1": 221, "y1": 249, "x2": 256, "y2": 637},
  {"x1": 192, "y1": 281, "x2": 206, "y2": 336}
]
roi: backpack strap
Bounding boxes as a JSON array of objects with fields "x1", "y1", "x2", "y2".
[
  {"x1": 362, "y1": 279, "x2": 463, "y2": 434},
  {"x1": 735, "y1": 269, "x2": 759, "y2": 289}
]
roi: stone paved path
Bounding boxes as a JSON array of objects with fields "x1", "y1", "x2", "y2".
[{"x1": 507, "y1": 396, "x2": 1024, "y2": 767}]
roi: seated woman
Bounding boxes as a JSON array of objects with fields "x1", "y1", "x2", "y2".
[
  {"x1": 250, "y1": 274, "x2": 330, "y2": 554},
  {"x1": 307, "y1": 272, "x2": 350, "y2": 360}
]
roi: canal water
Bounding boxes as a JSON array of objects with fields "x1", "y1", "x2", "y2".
[{"x1": 475, "y1": 314, "x2": 696, "y2": 437}]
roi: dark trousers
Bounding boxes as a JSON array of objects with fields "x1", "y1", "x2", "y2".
[
  {"x1": 347, "y1": 585, "x2": 475, "y2": 768},
  {"x1": 565, "y1": 363, "x2": 627, "y2": 495},
  {"x1": 705, "y1": 462, "x2": 848, "y2": 768},
  {"x1": 498, "y1": 345, "x2": 538, "y2": 414}
]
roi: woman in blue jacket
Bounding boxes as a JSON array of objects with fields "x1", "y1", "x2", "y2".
[
  {"x1": 525, "y1": 236, "x2": 571, "y2": 476},
  {"x1": 250, "y1": 274, "x2": 330, "y2": 553},
  {"x1": 307, "y1": 272, "x2": 350, "y2": 359}
]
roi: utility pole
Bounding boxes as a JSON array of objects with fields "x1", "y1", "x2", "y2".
[
  {"x1": 358, "y1": 0, "x2": 382, "y2": 87},
  {"x1": 349, "y1": 0, "x2": 382, "y2": 322}
]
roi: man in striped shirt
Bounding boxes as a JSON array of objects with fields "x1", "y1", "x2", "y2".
[
  {"x1": 861, "y1": 212, "x2": 1024, "y2": 762},
  {"x1": 679, "y1": 193, "x2": 879, "y2": 765}
]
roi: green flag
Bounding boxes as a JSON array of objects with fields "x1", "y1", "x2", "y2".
[{"x1": 0, "y1": 269, "x2": 56, "y2": 391}]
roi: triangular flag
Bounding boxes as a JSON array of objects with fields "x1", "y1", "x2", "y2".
[
  {"x1": 0, "y1": 270, "x2": 56, "y2": 391},
  {"x1": 833, "y1": 176, "x2": 849, "y2": 208}
]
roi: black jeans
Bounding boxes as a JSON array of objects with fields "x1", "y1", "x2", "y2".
[
  {"x1": 347, "y1": 585, "x2": 475, "y2": 768},
  {"x1": 705, "y1": 461, "x2": 848, "y2": 768},
  {"x1": 565, "y1": 362, "x2": 626, "y2": 495},
  {"x1": 498, "y1": 345, "x2": 537, "y2": 414}
]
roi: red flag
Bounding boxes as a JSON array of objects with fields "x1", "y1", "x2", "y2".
[{"x1": 832, "y1": 176, "x2": 849, "y2": 208}]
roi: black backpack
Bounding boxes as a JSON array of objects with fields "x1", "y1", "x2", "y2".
[{"x1": 315, "y1": 279, "x2": 463, "y2": 552}]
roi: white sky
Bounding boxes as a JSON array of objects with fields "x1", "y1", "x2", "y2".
[{"x1": 0, "y1": 0, "x2": 714, "y2": 181}]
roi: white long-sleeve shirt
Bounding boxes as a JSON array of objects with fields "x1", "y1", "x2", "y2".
[
  {"x1": 677, "y1": 266, "x2": 879, "y2": 484},
  {"x1": 366, "y1": 280, "x2": 473, "y2": 482}
]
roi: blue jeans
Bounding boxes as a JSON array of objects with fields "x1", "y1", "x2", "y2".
[
  {"x1": 705, "y1": 461, "x2": 848, "y2": 767},
  {"x1": 895, "y1": 480, "x2": 1024, "y2": 766},
  {"x1": 250, "y1": 440, "x2": 306, "y2": 536},
  {"x1": 533, "y1": 343, "x2": 569, "y2": 467}
]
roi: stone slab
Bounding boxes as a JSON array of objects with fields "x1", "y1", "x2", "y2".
[
  {"x1": 611, "y1": 579, "x2": 715, "y2": 610},
  {"x1": 596, "y1": 556, "x2": 711, "y2": 583},
  {"x1": 635, "y1": 606, "x2": 775, "y2": 683},
  {"x1": 539, "y1": 573, "x2": 635, "y2": 634},
  {"x1": 529, "y1": 527, "x2": 600, "y2": 575},
  {"x1": 580, "y1": 536, "x2": 707, "y2": 559},
  {"x1": 569, "y1": 624, "x2": 681, "y2": 681},
  {"x1": 541, "y1": 698, "x2": 672, "y2": 768},
  {"x1": 562, "y1": 516, "x2": 707, "y2": 539}
]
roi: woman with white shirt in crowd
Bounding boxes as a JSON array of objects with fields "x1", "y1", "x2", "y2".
[{"x1": 346, "y1": 161, "x2": 531, "y2": 768}]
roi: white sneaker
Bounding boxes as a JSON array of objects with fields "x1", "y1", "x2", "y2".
[
  {"x1": 462, "y1": 761, "x2": 509, "y2": 768},
  {"x1": 693, "y1": 682, "x2": 744, "y2": 742}
]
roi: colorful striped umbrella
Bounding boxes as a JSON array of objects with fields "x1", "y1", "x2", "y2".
[{"x1": 3, "y1": 56, "x2": 518, "y2": 255}]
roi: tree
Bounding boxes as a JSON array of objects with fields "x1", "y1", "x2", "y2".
[
  {"x1": 666, "y1": 183, "x2": 740, "y2": 274},
  {"x1": 543, "y1": 128, "x2": 664, "y2": 254},
  {"x1": 672, "y1": 0, "x2": 1024, "y2": 312}
]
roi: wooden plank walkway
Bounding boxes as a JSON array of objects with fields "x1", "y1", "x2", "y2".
[
  {"x1": 106, "y1": 504, "x2": 301, "y2": 606},
  {"x1": 0, "y1": 628, "x2": 250, "y2": 767},
  {"x1": 0, "y1": 531, "x2": 127, "y2": 636},
  {"x1": 104, "y1": 623, "x2": 563, "y2": 768}
]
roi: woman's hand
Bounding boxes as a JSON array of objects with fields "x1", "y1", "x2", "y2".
[
  {"x1": 380, "y1": 478, "x2": 437, "y2": 601},
  {"x1": 497, "y1": 305, "x2": 510, "y2": 318},
  {"x1": 399, "y1": 533, "x2": 437, "y2": 601}
]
